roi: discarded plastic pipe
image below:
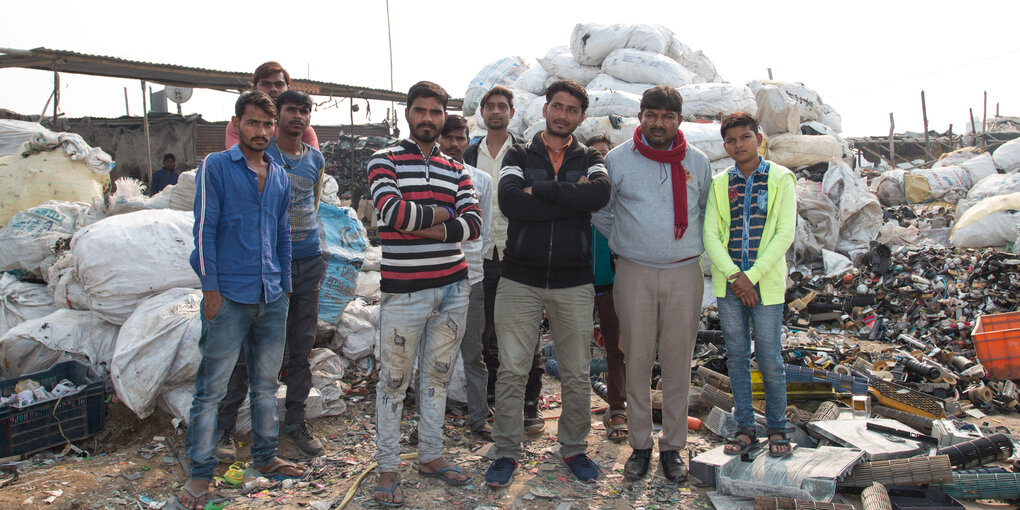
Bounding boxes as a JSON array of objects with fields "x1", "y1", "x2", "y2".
[
  {"x1": 871, "y1": 405, "x2": 934, "y2": 434},
  {"x1": 941, "y1": 472, "x2": 1020, "y2": 500},
  {"x1": 699, "y1": 384, "x2": 734, "y2": 412},
  {"x1": 839, "y1": 456, "x2": 953, "y2": 487},
  {"x1": 865, "y1": 422, "x2": 937, "y2": 444},
  {"x1": 696, "y1": 366, "x2": 731, "y2": 391},
  {"x1": 936, "y1": 433, "x2": 1013, "y2": 469},
  {"x1": 752, "y1": 496, "x2": 853, "y2": 510},
  {"x1": 898, "y1": 357, "x2": 940, "y2": 380},
  {"x1": 860, "y1": 483, "x2": 892, "y2": 510}
]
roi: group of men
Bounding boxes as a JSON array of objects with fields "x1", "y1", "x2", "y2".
[{"x1": 173, "y1": 60, "x2": 797, "y2": 510}]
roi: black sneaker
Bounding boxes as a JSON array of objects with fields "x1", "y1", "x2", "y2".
[
  {"x1": 564, "y1": 453, "x2": 599, "y2": 482},
  {"x1": 214, "y1": 429, "x2": 236, "y2": 463},
  {"x1": 624, "y1": 448, "x2": 651, "y2": 479},
  {"x1": 524, "y1": 401, "x2": 544, "y2": 434},
  {"x1": 485, "y1": 457, "x2": 518, "y2": 487},
  {"x1": 281, "y1": 422, "x2": 324, "y2": 457}
]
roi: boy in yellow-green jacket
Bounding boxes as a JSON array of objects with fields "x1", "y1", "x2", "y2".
[{"x1": 703, "y1": 112, "x2": 797, "y2": 458}]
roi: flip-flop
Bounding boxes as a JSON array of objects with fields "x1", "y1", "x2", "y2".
[
  {"x1": 255, "y1": 458, "x2": 311, "y2": 480},
  {"x1": 173, "y1": 482, "x2": 208, "y2": 510},
  {"x1": 373, "y1": 480, "x2": 403, "y2": 508},
  {"x1": 417, "y1": 465, "x2": 472, "y2": 486}
]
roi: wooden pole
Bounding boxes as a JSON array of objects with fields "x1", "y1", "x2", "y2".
[
  {"x1": 921, "y1": 90, "x2": 931, "y2": 158},
  {"x1": 982, "y1": 91, "x2": 988, "y2": 147},
  {"x1": 996, "y1": 102, "x2": 1000, "y2": 117},
  {"x1": 141, "y1": 80, "x2": 153, "y2": 185},
  {"x1": 350, "y1": 98, "x2": 357, "y2": 208},
  {"x1": 970, "y1": 108, "x2": 977, "y2": 147},
  {"x1": 767, "y1": 67, "x2": 773, "y2": 80},
  {"x1": 948, "y1": 124, "x2": 954, "y2": 151},
  {"x1": 52, "y1": 71, "x2": 60, "y2": 129},
  {"x1": 888, "y1": 113, "x2": 895, "y2": 164},
  {"x1": 124, "y1": 87, "x2": 130, "y2": 116},
  {"x1": 385, "y1": 0, "x2": 395, "y2": 135}
]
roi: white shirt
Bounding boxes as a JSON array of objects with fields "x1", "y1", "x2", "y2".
[
  {"x1": 474, "y1": 134, "x2": 514, "y2": 258},
  {"x1": 462, "y1": 164, "x2": 493, "y2": 285}
]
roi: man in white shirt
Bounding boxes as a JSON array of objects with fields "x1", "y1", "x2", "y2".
[{"x1": 441, "y1": 115, "x2": 494, "y2": 440}]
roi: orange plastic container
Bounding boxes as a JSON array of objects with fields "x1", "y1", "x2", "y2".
[{"x1": 972, "y1": 311, "x2": 1020, "y2": 380}]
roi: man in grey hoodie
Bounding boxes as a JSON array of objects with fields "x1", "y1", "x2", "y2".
[{"x1": 592, "y1": 86, "x2": 711, "y2": 482}]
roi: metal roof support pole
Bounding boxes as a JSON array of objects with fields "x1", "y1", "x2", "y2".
[{"x1": 142, "y1": 79, "x2": 152, "y2": 185}]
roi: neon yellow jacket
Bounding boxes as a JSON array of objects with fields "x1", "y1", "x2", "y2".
[{"x1": 703, "y1": 160, "x2": 797, "y2": 306}]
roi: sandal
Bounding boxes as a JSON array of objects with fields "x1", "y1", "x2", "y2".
[
  {"x1": 373, "y1": 480, "x2": 403, "y2": 508},
  {"x1": 767, "y1": 429, "x2": 794, "y2": 458},
  {"x1": 603, "y1": 409, "x2": 628, "y2": 443},
  {"x1": 723, "y1": 427, "x2": 759, "y2": 455},
  {"x1": 173, "y1": 481, "x2": 208, "y2": 510},
  {"x1": 255, "y1": 458, "x2": 311, "y2": 480},
  {"x1": 417, "y1": 465, "x2": 472, "y2": 486},
  {"x1": 473, "y1": 424, "x2": 493, "y2": 442}
]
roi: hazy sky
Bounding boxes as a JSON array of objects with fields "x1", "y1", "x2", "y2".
[{"x1": 3, "y1": 0, "x2": 1018, "y2": 138}]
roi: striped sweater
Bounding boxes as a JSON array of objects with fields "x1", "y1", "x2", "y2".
[{"x1": 368, "y1": 139, "x2": 482, "y2": 293}]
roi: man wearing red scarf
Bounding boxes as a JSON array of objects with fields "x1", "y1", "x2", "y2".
[{"x1": 592, "y1": 86, "x2": 712, "y2": 482}]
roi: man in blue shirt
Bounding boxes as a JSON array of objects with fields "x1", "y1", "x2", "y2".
[
  {"x1": 213, "y1": 90, "x2": 327, "y2": 460},
  {"x1": 176, "y1": 91, "x2": 306, "y2": 510},
  {"x1": 149, "y1": 153, "x2": 179, "y2": 196}
]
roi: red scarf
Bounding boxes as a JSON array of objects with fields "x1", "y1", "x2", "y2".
[{"x1": 632, "y1": 127, "x2": 689, "y2": 239}]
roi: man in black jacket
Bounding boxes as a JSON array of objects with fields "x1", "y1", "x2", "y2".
[{"x1": 485, "y1": 80, "x2": 611, "y2": 487}]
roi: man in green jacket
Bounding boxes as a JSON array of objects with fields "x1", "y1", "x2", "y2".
[{"x1": 703, "y1": 112, "x2": 797, "y2": 458}]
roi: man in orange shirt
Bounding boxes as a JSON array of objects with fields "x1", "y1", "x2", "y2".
[{"x1": 224, "y1": 61, "x2": 319, "y2": 149}]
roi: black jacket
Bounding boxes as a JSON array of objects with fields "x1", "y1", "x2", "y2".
[
  {"x1": 463, "y1": 132, "x2": 524, "y2": 168},
  {"x1": 498, "y1": 133, "x2": 610, "y2": 289}
]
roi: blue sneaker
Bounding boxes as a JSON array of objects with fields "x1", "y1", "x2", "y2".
[
  {"x1": 564, "y1": 453, "x2": 599, "y2": 482},
  {"x1": 485, "y1": 457, "x2": 517, "y2": 488}
]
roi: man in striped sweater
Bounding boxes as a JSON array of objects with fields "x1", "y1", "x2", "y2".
[{"x1": 368, "y1": 81, "x2": 482, "y2": 507}]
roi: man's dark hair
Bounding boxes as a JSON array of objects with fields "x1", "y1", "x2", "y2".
[
  {"x1": 640, "y1": 86, "x2": 683, "y2": 115},
  {"x1": 546, "y1": 80, "x2": 589, "y2": 112},
  {"x1": 481, "y1": 86, "x2": 515, "y2": 110},
  {"x1": 235, "y1": 91, "x2": 277, "y2": 119},
  {"x1": 442, "y1": 114, "x2": 469, "y2": 138},
  {"x1": 407, "y1": 81, "x2": 449, "y2": 110},
  {"x1": 584, "y1": 135, "x2": 613, "y2": 149},
  {"x1": 163, "y1": 153, "x2": 175, "y2": 162},
  {"x1": 276, "y1": 90, "x2": 313, "y2": 111},
  {"x1": 253, "y1": 61, "x2": 290, "y2": 87},
  {"x1": 720, "y1": 111, "x2": 760, "y2": 138}
]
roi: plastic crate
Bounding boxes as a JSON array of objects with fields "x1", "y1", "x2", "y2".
[
  {"x1": 972, "y1": 311, "x2": 1020, "y2": 380},
  {"x1": 0, "y1": 361, "x2": 106, "y2": 457}
]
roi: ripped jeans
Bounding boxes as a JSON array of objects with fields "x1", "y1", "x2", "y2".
[{"x1": 375, "y1": 279, "x2": 470, "y2": 471}]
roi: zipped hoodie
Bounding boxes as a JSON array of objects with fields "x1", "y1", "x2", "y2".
[{"x1": 498, "y1": 132, "x2": 611, "y2": 289}]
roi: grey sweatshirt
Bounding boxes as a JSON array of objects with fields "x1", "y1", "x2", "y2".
[{"x1": 592, "y1": 138, "x2": 712, "y2": 268}]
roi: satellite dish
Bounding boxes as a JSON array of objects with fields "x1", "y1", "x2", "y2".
[{"x1": 165, "y1": 86, "x2": 193, "y2": 104}]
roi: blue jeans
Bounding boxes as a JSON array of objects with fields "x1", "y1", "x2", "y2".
[
  {"x1": 718, "y1": 287, "x2": 787, "y2": 432},
  {"x1": 376, "y1": 280, "x2": 470, "y2": 471},
  {"x1": 185, "y1": 295, "x2": 289, "y2": 480}
]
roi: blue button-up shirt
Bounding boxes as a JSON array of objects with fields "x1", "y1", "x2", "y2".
[
  {"x1": 190, "y1": 145, "x2": 292, "y2": 304},
  {"x1": 727, "y1": 157, "x2": 769, "y2": 272}
]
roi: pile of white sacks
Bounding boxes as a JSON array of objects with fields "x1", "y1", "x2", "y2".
[
  {"x1": 0, "y1": 139, "x2": 379, "y2": 431},
  {"x1": 462, "y1": 23, "x2": 848, "y2": 175}
]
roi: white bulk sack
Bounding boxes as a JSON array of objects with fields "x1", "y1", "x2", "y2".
[
  {"x1": 168, "y1": 170, "x2": 197, "y2": 211},
  {"x1": 320, "y1": 174, "x2": 342, "y2": 207},
  {"x1": 602, "y1": 49, "x2": 696, "y2": 88},
  {"x1": 0, "y1": 119, "x2": 51, "y2": 156},
  {"x1": 750, "y1": 81, "x2": 800, "y2": 136},
  {"x1": 678, "y1": 83, "x2": 758, "y2": 118},
  {"x1": 903, "y1": 166, "x2": 973, "y2": 204},
  {"x1": 819, "y1": 104, "x2": 843, "y2": 134},
  {"x1": 872, "y1": 169, "x2": 908, "y2": 207},
  {"x1": 111, "y1": 288, "x2": 202, "y2": 419},
  {"x1": 766, "y1": 134, "x2": 843, "y2": 169},
  {"x1": 993, "y1": 137, "x2": 1020, "y2": 173},
  {"x1": 569, "y1": 23, "x2": 673, "y2": 66},
  {"x1": 523, "y1": 98, "x2": 547, "y2": 129},
  {"x1": 951, "y1": 192, "x2": 1020, "y2": 248},
  {"x1": 331, "y1": 297, "x2": 379, "y2": 361},
  {"x1": 586, "y1": 90, "x2": 642, "y2": 118},
  {"x1": 794, "y1": 181, "x2": 839, "y2": 260},
  {"x1": 0, "y1": 201, "x2": 99, "y2": 278},
  {"x1": 0, "y1": 309, "x2": 118, "y2": 378},
  {"x1": 933, "y1": 152, "x2": 997, "y2": 185},
  {"x1": 585, "y1": 73, "x2": 656, "y2": 97},
  {"x1": 766, "y1": 81, "x2": 827, "y2": 122},
  {"x1": 513, "y1": 67, "x2": 551, "y2": 96},
  {"x1": 957, "y1": 173, "x2": 1020, "y2": 218},
  {"x1": 0, "y1": 273, "x2": 57, "y2": 337},
  {"x1": 463, "y1": 57, "x2": 528, "y2": 116},
  {"x1": 105, "y1": 178, "x2": 153, "y2": 216},
  {"x1": 538, "y1": 47, "x2": 600, "y2": 86},
  {"x1": 72, "y1": 209, "x2": 200, "y2": 324},
  {"x1": 356, "y1": 270, "x2": 381, "y2": 302},
  {"x1": 570, "y1": 116, "x2": 641, "y2": 148},
  {"x1": 47, "y1": 251, "x2": 89, "y2": 310},
  {"x1": 822, "y1": 161, "x2": 882, "y2": 246},
  {"x1": 664, "y1": 38, "x2": 721, "y2": 83},
  {"x1": 681, "y1": 122, "x2": 726, "y2": 162}
]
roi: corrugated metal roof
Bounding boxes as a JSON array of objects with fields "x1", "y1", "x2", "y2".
[{"x1": 0, "y1": 47, "x2": 465, "y2": 108}]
